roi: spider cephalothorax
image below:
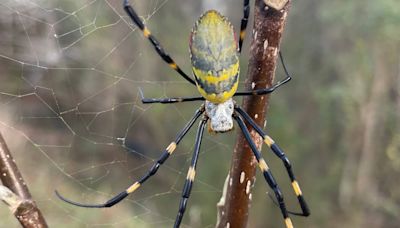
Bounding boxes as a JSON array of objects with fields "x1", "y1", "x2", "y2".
[
  {"x1": 205, "y1": 99, "x2": 234, "y2": 132},
  {"x1": 55, "y1": 1, "x2": 309, "y2": 228}
]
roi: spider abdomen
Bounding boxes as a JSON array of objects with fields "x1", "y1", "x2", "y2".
[{"x1": 190, "y1": 10, "x2": 239, "y2": 104}]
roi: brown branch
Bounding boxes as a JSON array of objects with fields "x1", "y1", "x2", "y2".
[
  {"x1": 217, "y1": 1, "x2": 291, "y2": 227},
  {"x1": 0, "y1": 131, "x2": 48, "y2": 228}
]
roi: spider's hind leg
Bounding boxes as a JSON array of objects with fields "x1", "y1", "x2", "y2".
[
  {"x1": 235, "y1": 106, "x2": 310, "y2": 217},
  {"x1": 234, "y1": 114, "x2": 295, "y2": 228},
  {"x1": 55, "y1": 107, "x2": 205, "y2": 208},
  {"x1": 174, "y1": 117, "x2": 208, "y2": 228}
]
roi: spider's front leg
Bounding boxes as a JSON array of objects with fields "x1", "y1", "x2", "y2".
[
  {"x1": 239, "y1": 0, "x2": 250, "y2": 53},
  {"x1": 138, "y1": 88, "x2": 204, "y2": 104},
  {"x1": 123, "y1": 0, "x2": 196, "y2": 85},
  {"x1": 233, "y1": 51, "x2": 292, "y2": 97},
  {"x1": 141, "y1": 96, "x2": 205, "y2": 104}
]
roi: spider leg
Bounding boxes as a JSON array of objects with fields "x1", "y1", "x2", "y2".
[
  {"x1": 239, "y1": 0, "x2": 250, "y2": 53},
  {"x1": 233, "y1": 51, "x2": 292, "y2": 96},
  {"x1": 235, "y1": 106, "x2": 310, "y2": 216},
  {"x1": 174, "y1": 117, "x2": 207, "y2": 228},
  {"x1": 139, "y1": 89, "x2": 204, "y2": 104},
  {"x1": 234, "y1": 114, "x2": 294, "y2": 228},
  {"x1": 141, "y1": 96, "x2": 205, "y2": 104},
  {"x1": 123, "y1": 0, "x2": 196, "y2": 85},
  {"x1": 55, "y1": 107, "x2": 205, "y2": 208}
]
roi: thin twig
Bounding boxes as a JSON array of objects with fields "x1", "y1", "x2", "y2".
[
  {"x1": 217, "y1": 1, "x2": 291, "y2": 227},
  {"x1": 0, "y1": 131, "x2": 48, "y2": 228}
]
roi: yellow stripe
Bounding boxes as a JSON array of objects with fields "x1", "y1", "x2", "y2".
[
  {"x1": 292, "y1": 180, "x2": 302, "y2": 196},
  {"x1": 264, "y1": 135, "x2": 275, "y2": 147},
  {"x1": 166, "y1": 142, "x2": 177, "y2": 154},
  {"x1": 285, "y1": 218, "x2": 293, "y2": 228},
  {"x1": 192, "y1": 62, "x2": 239, "y2": 84},
  {"x1": 143, "y1": 27, "x2": 151, "y2": 37},
  {"x1": 258, "y1": 158, "x2": 269, "y2": 172},
  {"x1": 186, "y1": 166, "x2": 196, "y2": 181},
  {"x1": 197, "y1": 80, "x2": 238, "y2": 104},
  {"x1": 127, "y1": 182, "x2": 141, "y2": 193}
]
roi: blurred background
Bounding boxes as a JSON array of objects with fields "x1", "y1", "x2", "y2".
[{"x1": 0, "y1": 0, "x2": 399, "y2": 227}]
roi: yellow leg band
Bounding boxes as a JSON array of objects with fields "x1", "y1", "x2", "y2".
[
  {"x1": 240, "y1": 30, "x2": 245, "y2": 40},
  {"x1": 127, "y1": 182, "x2": 141, "y2": 193},
  {"x1": 186, "y1": 166, "x2": 196, "y2": 181},
  {"x1": 292, "y1": 180, "x2": 302, "y2": 196},
  {"x1": 166, "y1": 142, "x2": 177, "y2": 154},
  {"x1": 285, "y1": 218, "x2": 294, "y2": 228},
  {"x1": 263, "y1": 135, "x2": 275, "y2": 147},
  {"x1": 143, "y1": 27, "x2": 151, "y2": 37},
  {"x1": 169, "y1": 62, "x2": 178, "y2": 69},
  {"x1": 258, "y1": 158, "x2": 269, "y2": 172}
]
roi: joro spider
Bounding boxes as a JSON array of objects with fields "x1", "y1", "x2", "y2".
[{"x1": 56, "y1": 0, "x2": 310, "y2": 227}]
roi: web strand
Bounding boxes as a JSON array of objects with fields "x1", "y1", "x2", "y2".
[{"x1": 0, "y1": 0, "x2": 232, "y2": 227}]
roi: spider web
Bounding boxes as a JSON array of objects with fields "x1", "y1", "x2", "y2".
[{"x1": 0, "y1": 0, "x2": 249, "y2": 227}]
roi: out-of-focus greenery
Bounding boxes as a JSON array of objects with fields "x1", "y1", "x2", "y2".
[{"x1": 0, "y1": 0, "x2": 399, "y2": 227}]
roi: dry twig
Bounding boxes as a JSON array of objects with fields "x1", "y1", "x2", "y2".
[
  {"x1": 0, "y1": 132, "x2": 48, "y2": 228},
  {"x1": 217, "y1": 0, "x2": 291, "y2": 227}
]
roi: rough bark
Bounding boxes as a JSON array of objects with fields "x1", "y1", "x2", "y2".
[
  {"x1": 0, "y1": 132, "x2": 48, "y2": 228},
  {"x1": 216, "y1": 1, "x2": 291, "y2": 227}
]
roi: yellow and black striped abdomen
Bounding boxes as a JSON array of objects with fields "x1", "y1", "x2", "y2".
[{"x1": 190, "y1": 10, "x2": 239, "y2": 104}]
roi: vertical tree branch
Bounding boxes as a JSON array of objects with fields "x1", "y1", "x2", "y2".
[
  {"x1": 217, "y1": 1, "x2": 291, "y2": 227},
  {"x1": 0, "y1": 132, "x2": 48, "y2": 228}
]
